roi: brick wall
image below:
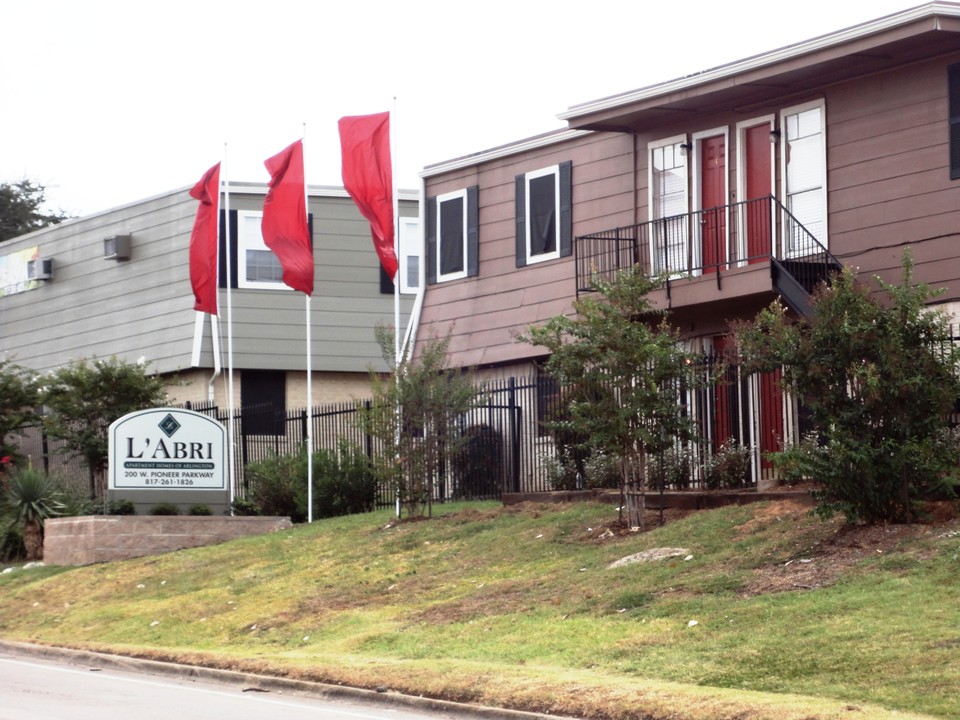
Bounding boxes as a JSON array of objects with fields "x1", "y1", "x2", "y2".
[{"x1": 43, "y1": 516, "x2": 293, "y2": 566}]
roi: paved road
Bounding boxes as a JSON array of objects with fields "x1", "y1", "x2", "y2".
[{"x1": 0, "y1": 649, "x2": 479, "y2": 720}]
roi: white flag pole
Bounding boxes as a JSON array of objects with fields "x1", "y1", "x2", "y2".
[
  {"x1": 391, "y1": 99, "x2": 403, "y2": 518},
  {"x1": 392, "y1": 99, "x2": 401, "y2": 367},
  {"x1": 223, "y1": 143, "x2": 237, "y2": 512},
  {"x1": 303, "y1": 125, "x2": 314, "y2": 524}
]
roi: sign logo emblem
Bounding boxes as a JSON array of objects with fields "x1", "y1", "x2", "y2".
[{"x1": 159, "y1": 414, "x2": 181, "y2": 438}]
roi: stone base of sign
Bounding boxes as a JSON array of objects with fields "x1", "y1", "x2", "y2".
[{"x1": 43, "y1": 516, "x2": 293, "y2": 566}]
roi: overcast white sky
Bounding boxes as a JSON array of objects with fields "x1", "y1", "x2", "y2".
[{"x1": 0, "y1": 0, "x2": 922, "y2": 218}]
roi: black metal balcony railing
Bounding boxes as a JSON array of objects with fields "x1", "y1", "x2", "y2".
[{"x1": 575, "y1": 195, "x2": 841, "y2": 313}]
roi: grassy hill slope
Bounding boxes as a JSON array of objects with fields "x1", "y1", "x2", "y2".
[{"x1": 1, "y1": 499, "x2": 958, "y2": 720}]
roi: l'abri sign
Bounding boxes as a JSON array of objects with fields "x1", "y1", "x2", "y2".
[{"x1": 109, "y1": 408, "x2": 226, "y2": 490}]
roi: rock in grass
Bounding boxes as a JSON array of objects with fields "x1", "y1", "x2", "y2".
[{"x1": 608, "y1": 548, "x2": 690, "y2": 568}]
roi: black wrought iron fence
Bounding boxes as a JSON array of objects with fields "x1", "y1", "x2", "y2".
[{"x1": 10, "y1": 355, "x2": 895, "y2": 506}]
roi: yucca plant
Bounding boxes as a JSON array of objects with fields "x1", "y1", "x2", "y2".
[{"x1": 4, "y1": 468, "x2": 64, "y2": 560}]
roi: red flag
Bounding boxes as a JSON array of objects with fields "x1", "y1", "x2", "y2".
[
  {"x1": 338, "y1": 112, "x2": 398, "y2": 281},
  {"x1": 189, "y1": 162, "x2": 221, "y2": 315},
  {"x1": 263, "y1": 140, "x2": 314, "y2": 295}
]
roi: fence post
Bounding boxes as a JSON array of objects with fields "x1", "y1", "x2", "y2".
[
  {"x1": 364, "y1": 400, "x2": 373, "y2": 460},
  {"x1": 508, "y1": 377, "x2": 521, "y2": 493},
  {"x1": 300, "y1": 409, "x2": 308, "y2": 451},
  {"x1": 40, "y1": 427, "x2": 50, "y2": 477}
]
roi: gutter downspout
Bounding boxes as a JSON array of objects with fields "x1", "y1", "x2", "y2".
[
  {"x1": 207, "y1": 314, "x2": 222, "y2": 402},
  {"x1": 398, "y1": 176, "x2": 427, "y2": 364}
]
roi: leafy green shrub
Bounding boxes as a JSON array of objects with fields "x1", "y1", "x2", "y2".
[
  {"x1": 582, "y1": 451, "x2": 621, "y2": 489},
  {"x1": 0, "y1": 515, "x2": 25, "y2": 562},
  {"x1": 647, "y1": 447, "x2": 693, "y2": 491},
  {"x1": 737, "y1": 256, "x2": 960, "y2": 523},
  {"x1": 148, "y1": 502, "x2": 180, "y2": 516},
  {"x1": 107, "y1": 498, "x2": 137, "y2": 515},
  {"x1": 704, "y1": 439, "x2": 752, "y2": 490},
  {"x1": 187, "y1": 504, "x2": 212, "y2": 516},
  {"x1": 451, "y1": 424, "x2": 503, "y2": 498},
  {"x1": 311, "y1": 442, "x2": 378, "y2": 520},
  {"x1": 544, "y1": 452, "x2": 580, "y2": 490},
  {"x1": 230, "y1": 497, "x2": 260, "y2": 516},
  {"x1": 771, "y1": 432, "x2": 825, "y2": 486},
  {"x1": 245, "y1": 451, "x2": 308, "y2": 522},
  {"x1": 244, "y1": 443, "x2": 376, "y2": 523}
]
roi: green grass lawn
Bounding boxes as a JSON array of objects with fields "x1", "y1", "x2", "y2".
[{"x1": 1, "y1": 499, "x2": 958, "y2": 720}]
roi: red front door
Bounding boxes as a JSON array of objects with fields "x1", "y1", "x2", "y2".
[
  {"x1": 744, "y1": 123, "x2": 772, "y2": 261},
  {"x1": 700, "y1": 135, "x2": 727, "y2": 273}
]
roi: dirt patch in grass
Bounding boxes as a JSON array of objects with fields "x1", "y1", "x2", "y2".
[{"x1": 740, "y1": 499, "x2": 960, "y2": 596}]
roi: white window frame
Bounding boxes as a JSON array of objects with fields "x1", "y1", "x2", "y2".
[
  {"x1": 648, "y1": 134, "x2": 689, "y2": 276},
  {"x1": 237, "y1": 210, "x2": 290, "y2": 291},
  {"x1": 398, "y1": 216, "x2": 421, "y2": 295},
  {"x1": 524, "y1": 164, "x2": 561, "y2": 265},
  {"x1": 436, "y1": 189, "x2": 468, "y2": 283},
  {"x1": 779, "y1": 99, "x2": 828, "y2": 255}
]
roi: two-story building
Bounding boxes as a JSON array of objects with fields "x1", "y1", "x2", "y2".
[
  {"x1": 414, "y1": 2, "x2": 960, "y2": 487},
  {"x1": 1, "y1": 183, "x2": 418, "y2": 470}
]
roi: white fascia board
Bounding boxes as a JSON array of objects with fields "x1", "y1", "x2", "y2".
[
  {"x1": 419, "y1": 129, "x2": 592, "y2": 178},
  {"x1": 559, "y1": 2, "x2": 960, "y2": 122}
]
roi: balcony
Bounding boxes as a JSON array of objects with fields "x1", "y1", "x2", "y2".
[{"x1": 575, "y1": 196, "x2": 841, "y2": 316}]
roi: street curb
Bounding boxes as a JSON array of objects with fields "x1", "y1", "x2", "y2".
[{"x1": 0, "y1": 640, "x2": 577, "y2": 720}]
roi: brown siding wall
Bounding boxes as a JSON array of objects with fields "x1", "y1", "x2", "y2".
[
  {"x1": 420, "y1": 48, "x2": 960, "y2": 370},
  {"x1": 420, "y1": 132, "x2": 635, "y2": 368},
  {"x1": 826, "y1": 53, "x2": 960, "y2": 301}
]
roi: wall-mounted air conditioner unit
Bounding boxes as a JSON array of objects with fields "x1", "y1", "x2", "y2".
[
  {"x1": 104, "y1": 234, "x2": 131, "y2": 260},
  {"x1": 27, "y1": 257, "x2": 53, "y2": 281}
]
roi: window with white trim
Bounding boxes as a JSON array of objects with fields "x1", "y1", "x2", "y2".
[
  {"x1": 648, "y1": 136, "x2": 689, "y2": 274},
  {"x1": 437, "y1": 189, "x2": 467, "y2": 281},
  {"x1": 237, "y1": 210, "x2": 288, "y2": 290},
  {"x1": 781, "y1": 100, "x2": 827, "y2": 251},
  {"x1": 398, "y1": 217, "x2": 421, "y2": 294},
  {"x1": 515, "y1": 161, "x2": 572, "y2": 267},
  {"x1": 426, "y1": 186, "x2": 478, "y2": 284},
  {"x1": 526, "y1": 165, "x2": 559, "y2": 263}
]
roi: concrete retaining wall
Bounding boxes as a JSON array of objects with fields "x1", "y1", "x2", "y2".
[{"x1": 43, "y1": 515, "x2": 293, "y2": 566}]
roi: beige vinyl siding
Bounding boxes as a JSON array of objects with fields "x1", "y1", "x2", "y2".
[{"x1": 1, "y1": 187, "x2": 414, "y2": 377}]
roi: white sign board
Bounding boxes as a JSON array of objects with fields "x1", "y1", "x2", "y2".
[{"x1": 109, "y1": 408, "x2": 226, "y2": 490}]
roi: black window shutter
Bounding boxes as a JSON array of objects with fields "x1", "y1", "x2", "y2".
[
  {"x1": 467, "y1": 185, "x2": 479, "y2": 277},
  {"x1": 559, "y1": 161, "x2": 573, "y2": 257},
  {"x1": 950, "y1": 63, "x2": 960, "y2": 180},
  {"x1": 426, "y1": 196, "x2": 438, "y2": 285},
  {"x1": 218, "y1": 209, "x2": 238, "y2": 289},
  {"x1": 379, "y1": 265, "x2": 394, "y2": 294},
  {"x1": 515, "y1": 174, "x2": 527, "y2": 268},
  {"x1": 241, "y1": 369, "x2": 286, "y2": 436}
]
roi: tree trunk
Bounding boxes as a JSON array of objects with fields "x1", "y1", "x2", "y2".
[
  {"x1": 23, "y1": 519, "x2": 42, "y2": 561},
  {"x1": 623, "y1": 456, "x2": 645, "y2": 530}
]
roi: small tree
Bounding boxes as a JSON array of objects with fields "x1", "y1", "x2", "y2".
[
  {"x1": 521, "y1": 267, "x2": 707, "y2": 529},
  {"x1": 41, "y1": 357, "x2": 167, "y2": 499},
  {"x1": 361, "y1": 327, "x2": 478, "y2": 518},
  {"x1": 0, "y1": 358, "x2": 39, "y2": 466},
  {"x1": 736, "y1": 254, "x2": 960, "y2": 524},
  {"x1": 0, "y1": 179, "x2": 69, "y2": 242}
]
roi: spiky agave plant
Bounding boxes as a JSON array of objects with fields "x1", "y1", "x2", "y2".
[{"x1": 4, "y1": 468, "x2": 64, "y2": 561}]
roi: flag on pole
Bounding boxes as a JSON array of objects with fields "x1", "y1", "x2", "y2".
[
  {"x1": 338, "y1": 112, "x2": 398, "y2": 281},
  {"x1": 263, "y1": 139, "x2": 313, "y2": 295},
  {"x1": 189, "y1": 162, "x2": 221, "y2": 315}
]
